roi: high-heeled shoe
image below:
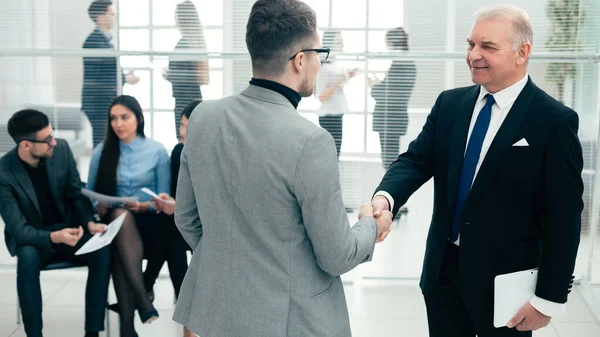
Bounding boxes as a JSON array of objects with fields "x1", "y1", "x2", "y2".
[
  {"x1": 108, "y1": 291, "x2": 154, "y2": 314},
  {"x1": 139, "y1": 308, "x2": 159, "y2": 324}
]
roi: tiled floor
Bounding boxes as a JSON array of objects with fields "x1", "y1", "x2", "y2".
[{"x1": 0, "y1": 269, "x2": 598, "y2": 337}]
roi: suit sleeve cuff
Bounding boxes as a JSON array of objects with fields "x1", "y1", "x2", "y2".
[
  {"x1": 360, "y1": 216, "x2": 377, "y2": 263},
  {"x1": 46, "y1": 232, "x2": 56, "y2": 253},
  {"x1": 530, "y1": 295, "x2": 566, "y2": 317},
  {"x1": 373, "y1": 191, "x2": 394, "y2": 211}
]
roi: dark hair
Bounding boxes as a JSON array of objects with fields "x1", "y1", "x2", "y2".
[
  {"x1": 181, "y1": 99, "x2": 202, "y2": 119},
  {"x1": 7, "y1": 109, "x2": 50, "y2": 143},
  {"x1": 246, "y1": 0, "x2": 317, "y2": 76},
  {"x1": 386, "y1": 27, "x2": 409, "y2": 51},
  {"x1": 94, "y1": 95, "x2": 145, "y2": 196},
  {"x1": 88, "y1": 0, "x2": 112, "y2": 23},
  {"x1": 176, "y1": 0, "x2": 206, "y2": 48}
]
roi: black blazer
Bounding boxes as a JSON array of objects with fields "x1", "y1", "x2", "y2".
[
  {"x1": 81, "y1": 28, "x2": 123, "y2": 114},
  {"x1": 170, "y1": 142, "x2": 184, "y2": 198},
  {"x1": 0, "y1": 139, "x2": 94, "y2": 256},
  {"x1": 375, "y1": 78, "x2": 583, "y2": 313}
]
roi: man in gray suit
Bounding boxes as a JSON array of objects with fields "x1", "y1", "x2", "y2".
[{"x1": 173, "y1": 0, "x2": 393, "y2": 336}]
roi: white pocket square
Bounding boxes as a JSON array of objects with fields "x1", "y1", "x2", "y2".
[{"x1": 512, "y1": 138, "x2": 529, "y2": 147}]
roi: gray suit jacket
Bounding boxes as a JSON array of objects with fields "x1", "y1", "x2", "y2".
[
  {"x1": 174, "y1": 85, "x2": 377, "y2": 337},
  {"x1": 0, "y1": 139, "x2": 94, "y2": 256}
]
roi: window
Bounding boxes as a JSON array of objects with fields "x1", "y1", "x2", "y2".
[
  {"x1": 116, "y1": 0, "x2": 403, "y2": 155},
  {"x1": 118, "y1": 0, "x2": 224, "y2": 152},
  {"x1": 298, "y1": 0, "x2": 404, "y2": 155}
]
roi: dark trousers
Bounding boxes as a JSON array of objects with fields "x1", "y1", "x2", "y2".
[
  {"x1": 378, "y1": 130, "x2": 402, "y2": 170},
  {"x1": 319, "y1": 114, "x2": 343, "y2": 158},
  {"x1": 16, "y1": 233, "x2": 111, "y2": 337},
  {"x1": 424, "y1": 243, "x2": 531, "y2": 337},
  {"x1": 143, "y1": 214, "x2": 190, "y2": 298},
  {"x1": 84, "y1": 109, "x2": 107, "y2": 148}
]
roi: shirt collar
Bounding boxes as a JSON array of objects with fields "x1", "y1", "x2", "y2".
[
  {"x1": 119, "y1": 136, "x2": 142, "y2": 151},
  {"x1": 96, "y1": 27, "x2": 113, "y2": 43},
  {"x1": 477, "y1": 74, "x2": 528, "y2": 110}
]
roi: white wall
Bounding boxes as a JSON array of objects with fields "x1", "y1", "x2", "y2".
[
  {"x1": 50, "y1": 0, "x2": 97, "y2": 103},
  {"x1": 0, "y1": 0, "x2": 54, "y2": 111}
]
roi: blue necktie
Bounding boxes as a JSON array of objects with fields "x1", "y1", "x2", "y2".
[{"x1": 450, "y1": 94, "x2": 495, "y2": 242}]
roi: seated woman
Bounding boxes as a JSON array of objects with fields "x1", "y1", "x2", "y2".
[
  {"x1": 87, "y1": 95, "x2": 170, "y2": 337},
  {"x1": 143, "y1": 100, "x2": 201, "y2": 337}
]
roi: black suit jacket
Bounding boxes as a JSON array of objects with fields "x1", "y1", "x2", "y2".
[
  {"x1": 376, "y1": 78, "x2": 583, "y2": 311},
  {"x1": 0, "y1": 139, "x2": 95, "y2": 256},
  {"x1": 81, "y1": 28, "x2": 124, "y2": 115},
  {"x1": 171, "y1": 142, "x2": 184, "y2": 198}
]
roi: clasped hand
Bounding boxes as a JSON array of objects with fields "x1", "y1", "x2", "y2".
[{"x1": 358, "y1": 200, "x2": 393, "y2": 243}]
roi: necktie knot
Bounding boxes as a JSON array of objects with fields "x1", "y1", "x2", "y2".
[{"x1": 484, "y1": 94, "x2": 495, "y2": 109}]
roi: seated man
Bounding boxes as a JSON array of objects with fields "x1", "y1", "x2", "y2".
[{"x1": 0, "y1": 109, "x2": 110, "y2": 337}]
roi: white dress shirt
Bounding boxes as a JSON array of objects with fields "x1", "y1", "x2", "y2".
[
  {"x1": 374, "y1": 74, "x2": 566, "y2": 317},
  {"x1": 315, "y1": 62, "x2": 349, "y2": 117}
]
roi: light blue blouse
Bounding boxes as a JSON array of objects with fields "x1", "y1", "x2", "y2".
[{"x1": 87, "y1": 136, "x2": 171, "y2": 206}]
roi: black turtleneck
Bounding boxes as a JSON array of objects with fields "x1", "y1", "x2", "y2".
[{"x1": 249, "y1": 78, "x2": 301, "y2": 109}]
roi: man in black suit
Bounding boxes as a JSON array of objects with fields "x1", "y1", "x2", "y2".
[
  {"x1": 371, "y1": 4, "x2": 583, "y2": 337},
  {"x1": 0, "y1": 110, "x2": 111, "y2": 337},
  {"x1": 82, "y1": 0, "x2": 139, "y2": 147}
]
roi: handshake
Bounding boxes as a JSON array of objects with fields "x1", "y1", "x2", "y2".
[{"x1": 358, "y1": 195, "x2": 394, "y2": 243}]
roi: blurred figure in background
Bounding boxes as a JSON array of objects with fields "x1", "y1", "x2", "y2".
[
  {"x1": 315, "y1": 29, "x2": 359, "y2": 159},
  {"x1": 164, "y1": 0, "x2": 209, "y2": 140},
  {"x1": 82, "y1": 0, "x2": 139, "y2": 148},
  {"x1": 369, "y1": 27, "x2": 416, "y2": 170}
]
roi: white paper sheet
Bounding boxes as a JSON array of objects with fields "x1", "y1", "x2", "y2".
[
  {"x1": 141, "y1": 187, "x2": 175, "y2": 205},
  {"x1": 75, "y1": 212, "x2": 126, "y2": 255},
  {"x1": 82, "y1": 188, "x2": 138, "y2": 206}
]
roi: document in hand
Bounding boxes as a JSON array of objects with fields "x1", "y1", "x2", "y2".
[
  {"x1": 75, "y1": 212, "x2": 126, "y2": 255},
  {"x1": 141, "y1": 187, "x2": 175, "y2": 205},
  {"x1": 494, "y1": 268, "x2": 538, "y2": 328},
  {"x1": 82, "y1": 188, "x2": 138, "y2": 206}
]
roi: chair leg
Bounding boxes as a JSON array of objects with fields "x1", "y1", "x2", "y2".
[{"x1": 16, "y1": 296, "x2": 21, "y2": 324}]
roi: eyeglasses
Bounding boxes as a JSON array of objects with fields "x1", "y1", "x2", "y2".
[
  {"x1": 21, "y1": 133, "x2": 54, "y2": 146},
  {"x1": 289, "y1": 48, "x2": 330, "y2": 62}
]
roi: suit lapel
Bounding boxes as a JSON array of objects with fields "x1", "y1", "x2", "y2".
[
  {"x1": 446, "y1": 86, "x2": 480, "y2": 215},
  {"x1": 9, "y1": 152, "x2": 41, "y2": 217},
  {"x1": 463, "y1": 78, "x2": 536, "y2": 211}
]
